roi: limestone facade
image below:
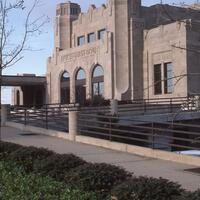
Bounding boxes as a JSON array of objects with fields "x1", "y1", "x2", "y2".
[{"x1": 46, "y1": 0, "x2": 200, "y2": 105}]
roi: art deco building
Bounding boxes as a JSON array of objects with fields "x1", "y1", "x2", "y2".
[{"x1": 12, "y1": 0, "x2": 200, "y2": 106}]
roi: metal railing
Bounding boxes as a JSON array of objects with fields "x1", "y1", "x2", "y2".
[
  {"x1": 117, "y1": 96, "x2": 199, "y2": 115},
  {"x1": 9, "y1": 103, "x2": 77, "y2": 132},
  {"x1": 78, "y1": 113, "x2": 200, "y2": 153}
]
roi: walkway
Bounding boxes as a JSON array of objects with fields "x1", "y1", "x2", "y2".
[{"x1": 1, "y1": 126, "x2": 200, "y2": 191}]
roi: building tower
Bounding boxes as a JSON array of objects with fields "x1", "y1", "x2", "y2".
[
  {"x1": 54, "y1": 2, "x2": 81, "y2": 50},
  {"x1": 113, "y1": 0, "x2": 142, "y2": 100}
]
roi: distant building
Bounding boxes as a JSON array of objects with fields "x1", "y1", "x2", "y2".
[{"x1": 13, "y1": 0, "x2": 200, "y2": 106}]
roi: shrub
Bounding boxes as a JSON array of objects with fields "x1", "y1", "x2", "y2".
[
  {"x1": 8, "y1": 146, "x2": 54, "y2": 172},
  {"x1": 177, "y1": 190, "x2": 200, "y2": 200},
  {"x1": 65, "y1": 163, "x2": 132, "y2": 196},
  {"x1": 0, "y1": 141, "x2": 22, "y2": 159},
  {"x1": 85, "y1": 96, "x2": 110, "y2": 106},
  {"x1": 0, "y1": 161, "x2": 97, "y2": 200},
  {"x1": 111, "y1": 176, "x2": 184, "y2": 200},
  {"x1": 34, "y1": 153, "x2": 87, "y2": 181}
]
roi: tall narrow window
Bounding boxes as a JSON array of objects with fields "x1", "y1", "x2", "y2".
[
  {"x1": 77, "y1": 36, "x2": 85, "y2": 46},
  {"x1": 88, "y1": 32, "x2": 96, "y2": 43},
  {"x1": 60, "y1": 71, "x2": 70, "y2": 104},
  {"x1": 75, "y1": 68, "x2": 86, "y2": 106},
  {"x1": 92, "y1": 65, "x2": 104, "y2": 97},
  {"x1": 98, "y1": 29, "x2": 106, "y2": 40},
  {"x1": 154, "y1": 64, "x2": 162, "y2": 95},
  {"x1": 164, "y1": 62, "x2": 173, "y2": 94}
]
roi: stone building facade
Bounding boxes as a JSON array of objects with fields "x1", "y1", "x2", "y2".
[{"x1": 13, "y1": 0, "x2": 200, "y2": 106}]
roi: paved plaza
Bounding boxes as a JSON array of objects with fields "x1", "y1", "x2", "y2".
[{"x1": 1, "y1": 126, "x2": 200, "y2": 191}]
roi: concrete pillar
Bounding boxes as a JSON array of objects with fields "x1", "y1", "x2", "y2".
[
  {"x1": 70, "y1": 79, "x2": 76, "y2": 103},
  {"x1": 1, "y1": 104, "x2": 10, "y2": 126},
  {"x1": 110, "y1": 99, "x2": 118, "y2": 115},
  {"x1": 19, "y1": 88, "x2": 24, "y2": 105},
  {"x1": 195, "y1": 96, "x2": 200, "y2": 110},
  {"x1": 86, "y1": 70, "x2": 91, "y2": 100},
  {"x1": 68, "y1": 110, "x2": 79, "y2": 141}
]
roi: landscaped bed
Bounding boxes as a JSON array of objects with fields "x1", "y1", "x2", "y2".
[
  {"x1": 0, "y1": 161, "x2": 97, "y2": 200},
  {"x1": 0, "y1": 141, "x2": 199, "y2": 200}
]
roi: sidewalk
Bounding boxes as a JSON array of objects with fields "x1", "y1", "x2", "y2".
[{"x1": 1, "y1": 126, "x2": 200, "y2": 191}]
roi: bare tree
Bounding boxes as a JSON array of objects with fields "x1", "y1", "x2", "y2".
[{"x1": 0, "y1": 0, "x2": 49, "y2": 139}]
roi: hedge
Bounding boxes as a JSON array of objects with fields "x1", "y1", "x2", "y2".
[
  {"x1": 64, "y1": 163, "x2": 132, "y2": 196},
  {"x1": 111, "y1": 177, "x2": 200, "y2": 200},
  {"x1": 0, "y1": 141, "x2": 22, "y2": 159},
  {"x1": 34, "y1": 153, "x2": 87, "y2": 181},
  {"x1": 1, "y1": 141, "x2": 199, "y2": 200},
  {"x1": 0, "y1": 160, "x2": 97, "y2": 200},
  {"x1": 7, "y1": 146, "x2": 54, "y2": 172}
]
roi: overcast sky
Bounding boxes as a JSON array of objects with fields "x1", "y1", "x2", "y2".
[{"x1": 2, "y1": 0, "x2": 196, "y2": 103}]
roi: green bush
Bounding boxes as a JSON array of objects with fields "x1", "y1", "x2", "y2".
[
  {"x1": 0, "y1": 141, "x2": 22, "y2": 159},
  {"x1": 8, "y1": 146, "x2": 54, "y2": 172},
  {"x1": 0, "y1": 161, "x2": 97, "y2": 200},
  {"x1": 111, "y1": 176, "x2": 184, "y2": 200},
  {"x1": 34, "y1": 153, "x2": 87, "y2": 181},
  {"x1": 65, "y1": 163, "x2": 132, "y2": 196},
  {"x1": 177, "y1": 190, "x2": 200, "y2": 200}
]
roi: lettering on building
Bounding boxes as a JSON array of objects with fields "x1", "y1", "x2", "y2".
[{"x1": 61, "y1": 47, "x2": 99, "y2": 63}]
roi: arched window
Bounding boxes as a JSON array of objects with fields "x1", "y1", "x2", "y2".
[
  {"x1": 60, "y1": 71, "x2": 70, "y2": 104},
  {"x1": 75, "y1": 68, "x2": 86, "y2": 105},
  {"x1": 76, "y1": 69, "x2": 86, "y2": 80},
  {"x1": 92, "y1": 65, "x2": 104, "y2": 97}
]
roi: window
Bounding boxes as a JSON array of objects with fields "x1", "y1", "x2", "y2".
[
  {"x1": 77, "y1": 36, "x2": 85, "y2": 46},
  {"x1": 98, "y1": 29, "x2": 106, "y2": 40},
  {"x1": 154, "y1": 64, "x2": 162, "y2": 95},
  {"x1": 92, "y1": 65, "x2": 104, "y2": 97},
  {"x1": 60, "y1": 71, "x2": 70, "y2": 104},
  {"x1": 76, "y1": 69, "x2": 86, "y2": 80},
  {"x1": 71, "y1": 8, "x2": 78, "y2": 15},
  {"x1": 75, "y1": 68, "x2": 86, "y2": 106},
  {"x1": 93, "y1": 83, "x2": 99, "y2": 96},
  {"x1": 88, "y1": 32, "x2": 96, "y2": 43},
  {"x1": 92, "y1": 82, "x2": 104, "y2": 96},
  {"x1": 164, "y1": 62, "x2": 173, "y2": 94},
  {"x1": 99, "y1": 82, "x2": 104, "y2": 95}
]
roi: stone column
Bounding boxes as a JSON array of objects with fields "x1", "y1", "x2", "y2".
[
  {"x1": 68, "y1": 109, "x2": 79, "y2": 141},
  {"x1": 70, "y1": 78, "x2": 76, "y2": 103},
  {"x1": 19, "y1": 87, "x2": 24, "y2": 106},
  {"x1": 1, "y1": 104, "x2": 10, "y2": 126},
  {"x1": 110, "y1": 99, "x2": 118, "y2": 115},
  {"x1": 195, "y1": 96, "x2": 200, "y2": 110}
]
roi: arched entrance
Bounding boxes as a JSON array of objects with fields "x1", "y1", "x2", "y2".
[
  {"x1": 60, "y1": 71, "x2": 70, "y2": 104},
  {"x1": 92, "y1": 65, "x2": 104, "y2": 97},
  {"x1": 75, "y1": 68, "x2": 86, "y2": 105}
]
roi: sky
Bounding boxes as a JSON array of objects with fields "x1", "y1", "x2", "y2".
[{"x1": 2, "y1": 0, "x2": 197, "y2": 104}]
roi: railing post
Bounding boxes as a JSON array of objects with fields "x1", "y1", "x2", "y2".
[
  {"x1": 24, "y1": 108, "x2": 27, "y2": 125},
  {"x1": 195, "y1": 95, "x2": 200, "y2": 111},
  {"x1": 151, "y1": 122, "x2": 155, "y2": 149},
  {"x1": 1, "y1": 104, "x2": 10, "y2": 126},
  {"x1": 143, "y1": 99, "x2": 147, "y2": 113},
  {"x1": 170, "y1": 98, "x2": 173, "y2": 113},
  {"x1": 187, "y1": 96, "x2": 190, "y2": 111},
  {"x1": 110, "y1": 99, "x2": 118, "y2": 116},
  {"x1": 45, "y1": 105, "x2": 48, "y2": 129},
  {"x1": 69, "y1": 108, "x2": 79, "y2": 141},
  {"x1": 109, "y1": 117, "x2": 112, "y2": 141}
]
